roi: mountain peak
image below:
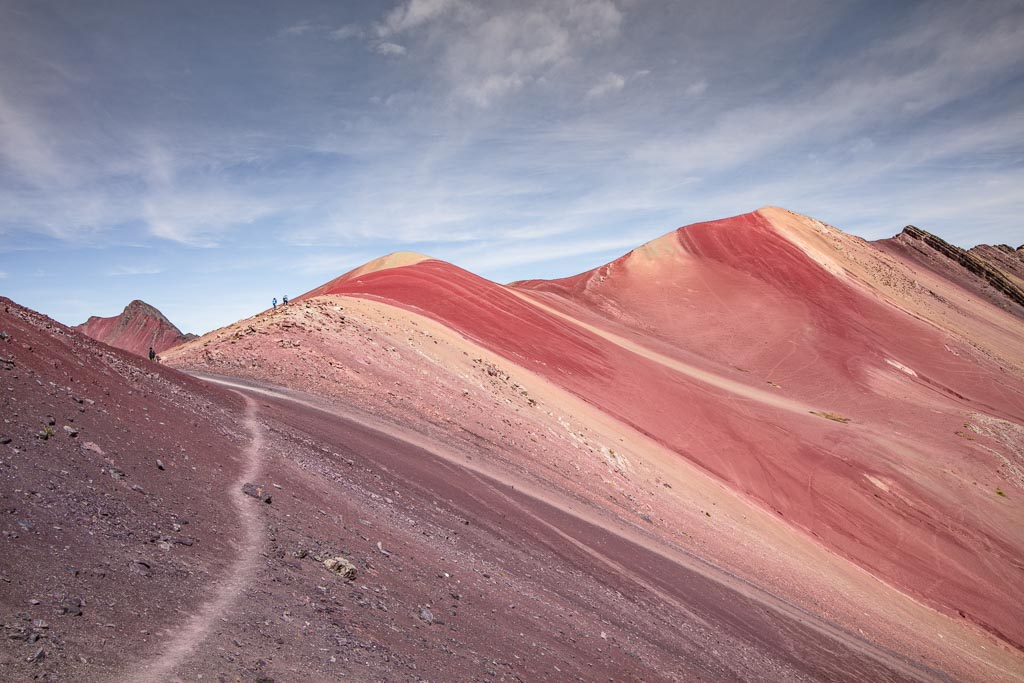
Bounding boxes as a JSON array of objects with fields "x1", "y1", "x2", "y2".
[{"x1": 74, "y1": 299, "x2": 190, "y2": 356}]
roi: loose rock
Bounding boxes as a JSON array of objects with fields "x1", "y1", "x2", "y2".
[
  {"x1": 323, "y1": 557, "x2": 357, "y2": 580},
  {"x1": 242, "y1": 482, "x2": 272, "y2": 503},
  {"x1": 60, "y1": 597, "x2": 83, "y2": 616}
]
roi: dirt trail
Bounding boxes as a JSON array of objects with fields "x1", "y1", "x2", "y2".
[
  {"x1": 125, "y1": 392, "x2": 266, "y2": 683},
  {"x1": 196, "y1": 374, "x2": 944, "y2": 683}
]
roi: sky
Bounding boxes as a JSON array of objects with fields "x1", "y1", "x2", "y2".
[{"x1": 1, "y1": 0, "x2": 1022, "y2": 334}]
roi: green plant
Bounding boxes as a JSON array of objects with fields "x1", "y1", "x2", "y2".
[
  {"x1": 37, "y1": 425, "x2": 55, "y2": 440},
  {"x1": 996, "y1": 487, "x2": 1007, "y2": 498}
]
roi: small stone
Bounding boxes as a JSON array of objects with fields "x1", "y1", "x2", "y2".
[
  {"x1": 323, "y1": 557, "x2": 357, "y2": 580},
  {"x1": 81, "y1": 441, "x2": 104, "y2": 455},
  {"x1": 130, "y1": 560, "x2": 152, "y2": 577},
  {"x1": 156, "y1": 459, "x2": 165, "y2": 470},
  {"x1": 0, "y1": 436, "x2": 11, "y2": 444},
  {"x1": 63, "y1": 425, "x2": 78, "y2": 438},
  {"x1": 60, "y1": 597, "x2": 83, "y2": 616},
  {"x1": 32, "y1": 619, "x2": 48, "y2": 629},
  {"x1": 241, "y1": 483, "x2": 272, "y2": 503},
  {"x1": 419, "y1": 607, "x2": 434, "y2": 624},
  {"x1": 26, "y1": 647, "x2": 44, "y2": 663}
]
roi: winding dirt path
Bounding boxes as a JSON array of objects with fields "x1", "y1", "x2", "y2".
[
  {"x1": 126, "y1": 391, "x2": 266, "y2": 683},
  {"x1": 195, "y1": 373, "x2": 945, "y2": 683}
]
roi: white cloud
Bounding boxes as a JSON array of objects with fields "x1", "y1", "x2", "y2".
[
  {"x1": 374, "y1": 41, "x2": 407, "y2": 56},
  {"x1": 144, "y1": 192, "x2": 276, "y2": 247},
  {"x1": 685, "y1": 79, "x2": 708, "y2": 97},
  {"x1": 367, "y1": 0, "x2": 625, "y2": 107},
  {"x1": 378, "y1": 0, "x2": 466, "y2": 36},
  {"x1": 0, "y1": 271, "x2": 7, "y2": 279},
  {"x1": 106, "y1": 265, "x2": 163, "y2": 276},
  {"x1": 461, "y1": 73, "x2": 526, "y2": 106},
  {"x1": 633, "y1": 8, "x2": 1024, "y2": 178},
  {"x1": 587, "y1": 72, "x2": 625, "y2": 98},
  {"x1": 330, "y1": 24, "x2": 364, "y2": 40},
  {"x1": 281, "y1": 20, "x2": 315, "y2": 37},
  {"x1": 0, "y1": 88, "x2": 67, "y2": 186}
]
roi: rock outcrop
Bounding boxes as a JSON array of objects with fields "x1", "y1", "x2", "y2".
[{"x1": 881, "y1": 226, "x2": 1024, "y2": 316}]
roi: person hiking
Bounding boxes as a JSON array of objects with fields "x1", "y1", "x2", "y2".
[
  {"x1": 282, "y1": 294, "x2": 289, "y2": 305},
  {"x1": 148, "y1": 346, "x2": 156, "y2": 361},
  {"x1": 272, "y1": 297, "x2": 277, "y2": 311}
]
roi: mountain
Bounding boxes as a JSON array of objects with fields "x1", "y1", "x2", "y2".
[
  {"x1": 877, "y1": 225, "x2": 1024, "y2": 318},
  {"x1": 162, "y1": 207, "x2": 1024, "y2": 682},
  {"x1": 2, "y1": 283, "x2": 959, "y2": 680},
  {"x1": 74, "y1": 299, "x2": 195, "y2": 357}
]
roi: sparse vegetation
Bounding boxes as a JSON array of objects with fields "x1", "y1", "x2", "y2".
[
  {"x1": 810, "y1": 411, "x2": 851, "y2": 424},
  {"x1": 996, "y1": 487, "x2": 1007, "y2": 498},
  {"x1": 37, "y1": 425, "x2": 55, "y2": 440}
]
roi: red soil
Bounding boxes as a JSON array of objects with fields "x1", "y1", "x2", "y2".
[
  {"x1": 75, "y1": 299, "x2": 193, "y2": 358},
  {"x1": 1, "y1": 296, "x2": 945, "y2": 681},
  {"x1": 302, "y1": 210, "x2": 1024, "y2": 654}
]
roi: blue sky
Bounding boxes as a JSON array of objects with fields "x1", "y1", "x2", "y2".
[{"x1": 1, "y1": 0, "x2": 1022, "y2": 334}]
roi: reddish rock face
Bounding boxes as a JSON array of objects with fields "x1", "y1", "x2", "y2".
[{"x1": 74, "y1": 299, "x2": 193, "y2": 357}]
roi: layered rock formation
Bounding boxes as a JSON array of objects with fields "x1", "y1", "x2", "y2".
[{"x1": 879, "y1": 225, "x2": 1024, "y2": 317}]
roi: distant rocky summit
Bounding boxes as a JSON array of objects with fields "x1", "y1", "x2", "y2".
[
  {"x1": 879, "y1": 226, "x2": 1024, "y2": 317},
  {"x1": 74, "y1": 299, "x2": 194, "y2": 357}
]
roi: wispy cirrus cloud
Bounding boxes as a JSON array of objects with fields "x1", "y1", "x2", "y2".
[
  {"x1": 374, "y1": 41, "x2": 407, "y2": 56},
  {"x1": 106, "y1": 265, "x2": 163, "y2": 276},
  {"x1": 280, "y1": 20, "x2": 317, "y2": 37},
  {"x1": 586, "y1": 72, "x2": 625, "y2": 98},
  {"x1": 1, "y1": 0, "x2": 1022, "y2": 335},
  {"x1": 0, "y1": 87, "x2": 68, "y2": 187}
]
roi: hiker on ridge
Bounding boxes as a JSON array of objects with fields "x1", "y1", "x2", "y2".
[
  {"x1": 283, "y1": 294, "x2": 289, "y2": 305},
  {"x1": 148, "y1": 346, "x2": 155, "y2": 362},
  {"x1": 272, "y1": 297, "x2": 277, "y2": 311}
]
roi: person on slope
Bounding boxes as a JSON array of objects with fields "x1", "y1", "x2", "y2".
[
  {"x1": 148, "y1": 346, "x2": 156, "y2": 362},
  {"x1": 272, "y1": 297, "x2": 277, "y2": 311},
  {"x1": 282, "y1": 294, "x2": 289, "y2": 305}
]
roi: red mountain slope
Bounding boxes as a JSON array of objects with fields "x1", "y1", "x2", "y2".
[
  {"x1": 75, "y1": 299, "x2": 194, "y2": 357},
  {"x1": 298, "y1": 208, "x2": 1024, "y2": 652}
]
